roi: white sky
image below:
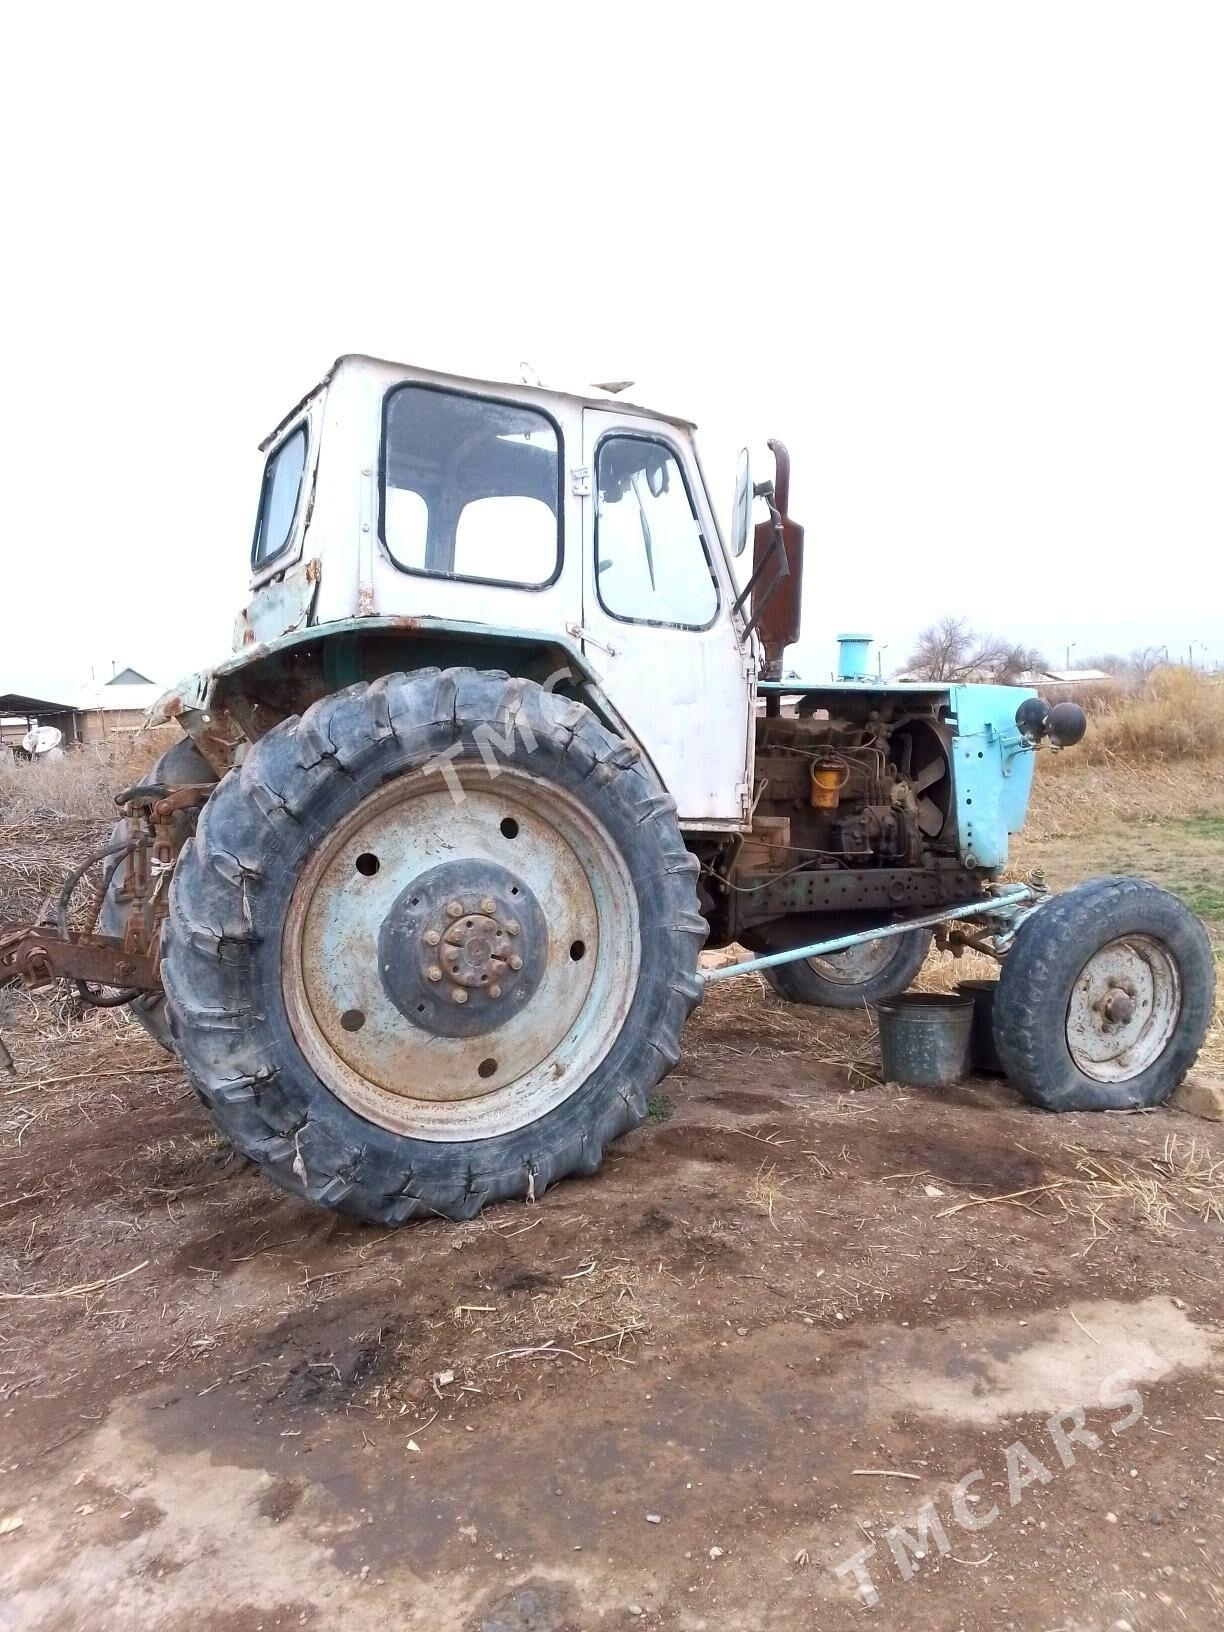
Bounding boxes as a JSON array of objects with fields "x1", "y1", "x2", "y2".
[{"x1": 3, "y1": 2, "x2": 1221, "y2": 690}]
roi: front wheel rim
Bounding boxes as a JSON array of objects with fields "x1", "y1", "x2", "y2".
[
  {"x1": 1065, "y1": 934, "x2": 1182, "y2": 1082},
  {"x1": 283, "y1": 763, "x2": 640, "y2": 1140}
]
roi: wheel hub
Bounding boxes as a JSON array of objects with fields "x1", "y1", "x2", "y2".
[
  {"x1": 1066, "y1": 934, "x2": 1181, "y2": 1082},
  {"x1": 379, "y1": 860, "x2": 547, "y2": 1038},
  {"x1": 1098, "y1": 985, "x2": 1136, "y2": 1025},
  {"x1": 282, "y1": 765, "x2": 639, "y2": 1139}
]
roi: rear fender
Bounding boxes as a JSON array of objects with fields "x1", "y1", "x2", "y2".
[{"x1": 150, "y1": 616, "x2": 651, "y2": 778}]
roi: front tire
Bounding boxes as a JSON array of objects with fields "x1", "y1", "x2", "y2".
[
  {"x1": 993, "y1": 877, "x2": 1215, "y2": 1111},
  {"x1": 162, "y1": 669, "x2": 706, "y2": 1223}
]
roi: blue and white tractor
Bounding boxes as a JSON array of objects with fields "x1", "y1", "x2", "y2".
[{"x1": 2, "y1": 357, "x2": 1214, "y2": 1221}]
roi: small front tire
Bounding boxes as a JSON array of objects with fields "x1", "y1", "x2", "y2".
[{"x1": 993, "y1": 877, "x2": 1215, "y2": 1111}]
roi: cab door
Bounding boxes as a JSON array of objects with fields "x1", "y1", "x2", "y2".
[{"x1": 577, "y1": 410, "x2": 753, "y2": 827}]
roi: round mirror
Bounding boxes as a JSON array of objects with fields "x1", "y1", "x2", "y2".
[{"x1": 731, "y1": 448, "x2": 752, "y2": 557}]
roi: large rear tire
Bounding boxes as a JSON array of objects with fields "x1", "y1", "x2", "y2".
[
  {"x1": 161, "y1": 669, "x2": 706, "y2": 1223},
  {"x1": 993, "y1": 877, "x2": 1215, "y2": 1111}
]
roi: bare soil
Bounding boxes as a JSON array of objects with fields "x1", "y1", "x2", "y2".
[{"x1": 0, "y1": 763, "x2": 1222, "y2": 1631}]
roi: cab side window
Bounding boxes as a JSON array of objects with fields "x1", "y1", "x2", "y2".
[
  {"x1": 252, "y1": 425, "x2": 308, "y2": 567},
  {"x1": 594, "y1": 436, "x2": 718, "y2": 628}
]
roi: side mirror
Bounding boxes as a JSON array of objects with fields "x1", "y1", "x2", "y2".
[{"x1": 730, "y1": 448, "x2": 752, "y2": 557}]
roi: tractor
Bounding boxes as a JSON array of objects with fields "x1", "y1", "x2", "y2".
[{"x1": 1, "y1": 356, "x2": 1214, "y2": 1221}]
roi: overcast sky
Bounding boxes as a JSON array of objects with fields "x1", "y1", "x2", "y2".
[{"x1": 3, "y1": 3, "x2": 1221, "y2": 691}]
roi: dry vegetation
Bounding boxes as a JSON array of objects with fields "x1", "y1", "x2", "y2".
[
  {"x1": 0, "y1": 730, "x2": 176, "y2": 926},
  {"x1": 1054, "y1": 664, "x2": 1224, "y2": 763},
  {"x1": 0, "y1": 728, "x2": 176, "y2": 824}
]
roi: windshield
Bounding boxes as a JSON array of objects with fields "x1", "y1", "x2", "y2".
[
  {"x1": 252, "y1": 425, "x2": 308, "y2": 567},
  {"x1": 381, "y1": 385, "x2": 561, "y2": 587}
]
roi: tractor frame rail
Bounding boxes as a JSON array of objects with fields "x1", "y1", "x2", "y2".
[{"x1": 701, "y1": 883, "x2": 1044, "y2": 985}]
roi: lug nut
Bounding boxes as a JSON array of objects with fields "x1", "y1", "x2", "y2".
[
  {"x1": 488, "y1": 984, "x2": 502, "y2": 999},
  {"x1": 509, "y1": 954, "x2": 523, "y2": 972},
  {"x1": 424, "y1": 928, "x2": 441, "y2": 946},
  {"x1": 446, "y1": 901, "x2": 464, "y2": 918},
  {"x1": 427, "y1": 966, "x2": 443, "y2": 982},
  {"x1": 504, "y1": 920, "x2": 520, "y2": 936},
  {"x1": 452, "y1": 988, "x2": 468, "y2": 1004},
  {"x1": 480, "y1": 897, "x2": 496, "y2": 914}
]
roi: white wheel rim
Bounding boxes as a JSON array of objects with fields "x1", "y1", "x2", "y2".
[
  {"x1": 283, "y1": 764, "x2": 639, "y2": 1140},
  {"x1": 1065, "y1": 934, "x2": 1181, "y2": 1082},
  {"x1": 808, "y1": 938, "x2": 900, "y2": 984}
]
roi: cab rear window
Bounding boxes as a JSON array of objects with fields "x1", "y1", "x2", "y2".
[
  {"x1": 380, "y1": 386, "x2": 561, "y2": 588},
  {"x1": 252, "y1": 425, "x2": 308, "y2": 567}
]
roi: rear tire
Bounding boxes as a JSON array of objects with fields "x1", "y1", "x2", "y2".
[
  {"x1": 762, "y1": 928, "x2": 932, "y2": 1010},
  {"x1": 993, "y1": 877, "x2": 1215, "y2": 1111},
  {"x1": 162, "y1": 669, "x2": 706, "y2": 1223}
]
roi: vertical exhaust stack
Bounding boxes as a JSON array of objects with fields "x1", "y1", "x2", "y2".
[{"x1": 750, "y1": 440, "x2": 805, "y2": 679}]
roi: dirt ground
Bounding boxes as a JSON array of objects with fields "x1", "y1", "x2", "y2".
[{"x1": 1, "y1": 765, "x2": 1222, "y2": 1631}]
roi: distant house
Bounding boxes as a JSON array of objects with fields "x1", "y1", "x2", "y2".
[
  {"x1": 1021, "y1": 667, "x2": 1117, "y2": 692},
  {"x1": 0, "y1": 665, "x2": 162, "y2": 749},
  {"x1": 76, "y1": 668, "x2": 162, "y2": 743}
]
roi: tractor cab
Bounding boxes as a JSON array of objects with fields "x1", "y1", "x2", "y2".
[{"x1": 236, "y1": 355, "x2": 761, "y2": 826}]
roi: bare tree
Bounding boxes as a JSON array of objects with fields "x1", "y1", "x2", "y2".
[
  {"x1": 906, "y1": 617, "x2": 1044, "y2": 683},
  {"x1": 1080, "y1": 645, "x2": 1167, "y2": 693},
  {"x1": 906, "y1": 616, "x2": 974, "y2": 681}
]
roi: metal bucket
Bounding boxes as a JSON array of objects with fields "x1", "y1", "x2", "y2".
[
  {"x1": 877, "y1": 993, "x2": 973, "y2": 1088},
  {"x1": 956, "y1": 978, "x2": 1004, "y2": 1075}
]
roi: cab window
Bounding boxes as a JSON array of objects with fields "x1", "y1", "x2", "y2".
[
  {"x1": 252, "y1": 425, "x2": 308, "y2": 567},
  {"x1": 381, "y1": 386, "x2": 561, "y2": 587},
  {"x1": 594, "y1": 435, "x2": 718, "y2": 628}
]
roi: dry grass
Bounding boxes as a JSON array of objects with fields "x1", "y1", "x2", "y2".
[
  {"x1": 1062, "y1": 1134, "x2": 1224, "y2": 1233},
  {"x1": 1059, "y1": 666, "x2": 1224, "y2": 764},
  {"x1": 0, "y1": 729, "x2": 179, "y2": 925},
  {"x1": 0, "y1": 729, "x2": 177, "y2": 823},
  {"x1": 688, "y1": 967, "x2": 883, "y2": 1086}
]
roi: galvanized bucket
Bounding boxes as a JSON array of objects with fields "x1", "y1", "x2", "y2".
[
  {"x1": 956, "y1": 978, "x2": 1004, "y2": 1074},
  {"x1": 877, "y1": 992, "x2": 973, "y2": 1088}
]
